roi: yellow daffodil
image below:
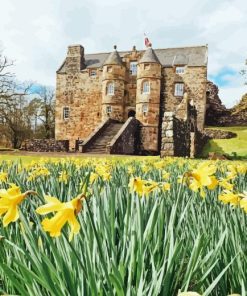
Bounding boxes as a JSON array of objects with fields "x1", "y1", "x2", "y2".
[
  {"x1": 129, "y1": 177, "x2": 146, "y2": 196},
  {"x1": 0, "y1": 172, "x2": 8, "y2": 183},
  {"x1": 0, "y1": 184, "x2": 36, "y2": 227},
  {"x1": 218, "y1": 190, "x2": 240, "y2": 206},
  {"x1": 127, "y1": 166, "x2": 135, "y2": 175},
  {"x1": 36, "y1": 194, "x2": 84, "y2": 241},
  {"x1": 162, "y1": 182, "x2": 171, "y2": 191},
  {"x1": 162, "y1": 171, "x2": 170, "y2": 179},
  {"x1": 89, "y1": 172, "x2": 99, "y2": 184},
  {"x1": 218, "y1": 178, "x2": 234, "y2": 191},
  {"x1": 184, "y1": 162, "x2": 218, "y2": 198},
  {"x1": 239, "y1": 191, "x2": 247, "y2": 213},
  {"x1": 58, "y1": 171, "x2": 69, "y2": 183}
]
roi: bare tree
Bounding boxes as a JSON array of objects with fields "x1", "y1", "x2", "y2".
[
  {"x1": 31, "y1": 86, "x2": 55, "y2": 139},
  {"x1": 0, "y1": 51, "x2": 32, "y2": 148}
]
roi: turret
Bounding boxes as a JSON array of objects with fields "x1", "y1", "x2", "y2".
[
  {"x1": 136, "y1": 46, "x2": 161, "y2": 152},
  {"x1": 102, "y1": 46, "x2": 126, "y2": 121}
]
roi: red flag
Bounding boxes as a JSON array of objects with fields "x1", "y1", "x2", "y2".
[{"x1": 145, "y1": 37, "x2": 151, "y2": 47}]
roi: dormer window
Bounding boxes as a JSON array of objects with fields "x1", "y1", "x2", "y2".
[
  {"x1": 130, "y1": 61, "x2": 137, "y2": 75},
  {"x1": 176, "y1": 67, "x2": 185, "y2": 74},
  {"x1": 142, "y1": 81, "x2": 150, "y2": 94},
  {"x1": 107, "y1": 82, "x2": 114, "y2": 95},
  {"x1": 89, "y1": 69, "x2": 97, "y2": 77}
]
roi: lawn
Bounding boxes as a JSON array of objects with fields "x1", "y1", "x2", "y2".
[{"x1": 202, "y1": 126, "x2": 247, "y2": 159}]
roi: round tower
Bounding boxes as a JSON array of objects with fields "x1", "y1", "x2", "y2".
[
  {"x1": 102, "y1": 46, "x2": 126, "y2": 122},
  {"x1": 136, "y1": 46, "x2": 161, "y2": 152}
]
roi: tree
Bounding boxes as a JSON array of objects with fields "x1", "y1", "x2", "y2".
[
  {"x1": 0, "y1": 51, "x2": 32, "y2": 148},
  {"x1": 29, "y1": 86, "x2": 55, "y2": 139}
]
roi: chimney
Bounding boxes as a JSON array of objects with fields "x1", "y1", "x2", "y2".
[{"x1": 65, "y1": 45, "x2": 85, "y2": 72}]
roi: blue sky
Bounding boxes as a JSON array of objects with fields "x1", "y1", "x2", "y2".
[{"x1": 0, "y1": 0, "x2": 246, "y2": 107}]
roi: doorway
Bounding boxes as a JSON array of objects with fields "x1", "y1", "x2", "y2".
[{"x1": 128, "y1": 109, "x2": 136, "y2": 118}]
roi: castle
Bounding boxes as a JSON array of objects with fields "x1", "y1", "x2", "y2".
[{"x1": 55, "y1": 43, "x2": 208, "y2": 156}]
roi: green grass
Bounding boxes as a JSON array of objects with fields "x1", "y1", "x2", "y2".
[{"x1": 202, "y1": 126, "x2": 247, "y2": 159}]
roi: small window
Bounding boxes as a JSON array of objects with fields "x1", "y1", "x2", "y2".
[
  {"x1": 174, "y1": 83, "x2": 184, "y2": 96},
  {"x1": 130, "y1": 61, "x2": 137, "y2": 75},
  {"x1": 142, "y1": 105, "x2": 148, "y2": 115},
  {"x1": 176, "y1": 67, "x2": 185, "y2": 74},
  {"x1": 107, "y1": 66, "x2": 112, "y2": 73},
  {"x1": 142, "y1": 81, "x2": 150, "y2": 94},
  {"x1": 63, "y1": 107, "x2": 70, "y2": 119},
  {"x1": 106, "y1": 106, "x2": 112, "y2": 114},
  {"x1": 107, "y1": 83, "x2": 114, "y2": 95},
  {"x1": 144, "y1": 63, "x2": 150, "y2": 70},
  {"x1": 89, "y1": 69, "x2": 97, "y2": 77}
]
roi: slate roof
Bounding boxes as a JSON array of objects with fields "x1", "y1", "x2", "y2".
[
  {"x1": 57, "y1": 45, "x2": 208, "y2": 72},
  {"x1": 138, "y1": 47, "x2": 161, "y2": 64},
  {"x1": 103, "y1": 50, "x2": 123, "y2": 65}
]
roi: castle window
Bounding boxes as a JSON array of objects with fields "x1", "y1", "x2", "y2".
[
  {"x1": 63, "y1": 107, "x2": 70, "y2": 120},
  {"x1": 89, "y1": 69, "x2": 97, "y2": 77},
  {"x1": 174, "y1": 83, "x2": 184, "y2": 96},
  {"x1": 107, "y1": 83, "x2": 115, "y2": 95},
  {"x1": 106, "y1": 106, "x2": 112, "y2": 114},
  {"x1": 144, "y1": 63, "x2": 150, "y2": 70},
  {"x1": 176, "y1": 67, "x2": 185, "y2": 74},
  {"x1": 142, "y1": 81, "x2": 150, "y2": 94},
  {"x1": 142, "y1": 105, "x2": 148, "y2": 115},
  {"x1": 107, "y1": 66, "x2": 112, "y2": 73},
  {"x1": 130, "y1": 61, "x2": 137, "y2": 75}
]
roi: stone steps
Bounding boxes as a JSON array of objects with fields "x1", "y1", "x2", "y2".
[{"x1": 85, "y1": 122, "x2": 123, "y2": 154}]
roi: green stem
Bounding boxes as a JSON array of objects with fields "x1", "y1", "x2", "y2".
[{"x1": 85, "y1": 197, "x2": 114, "y2": 296}]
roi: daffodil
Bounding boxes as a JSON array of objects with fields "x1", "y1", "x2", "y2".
[
  {"x1": 58, "y1": 171, "x2": 69, "y2": 183},
  {"x1": 36, "y1": 194, "x2": 84, "y2": 241},
  {"x1": 239, "y1": 191, "x2": 247, "y2": 213},
  {"x1": 218, "y1": 190, "x2": 240, "y2": 206},
  {"x1": 129, "y1": 177, "x2": 146, "y2": 196},
  {"x1": 162, "y1": 171, "x2": 170, "y2": 179},
  {"x1": 89, "y1": 172, "x2": 99, "y2": 184},
  {"x1": 0, "y1": 172, "x2": 8, "y2": 183},
  {"x1": 162, "y1": 182, "x2": 171, "y2": 191},
  {"x1": 0, "y1": 184, "x2": 36, "y2": 227},
  {"x1": 218, "y1": 178, "x2": 234, "y2": 191},
  {"x1": 184, "y1": 162, "x2": 218, "y2": 198}
]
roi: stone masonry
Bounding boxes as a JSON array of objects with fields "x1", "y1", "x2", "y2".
[{"x1": 55, "y1": 43, "x2": 208, "y2": 156}]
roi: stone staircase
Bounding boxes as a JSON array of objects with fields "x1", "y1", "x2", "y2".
[{"x1": 84, "y1": 121, "x2": 123, "y2": 154}]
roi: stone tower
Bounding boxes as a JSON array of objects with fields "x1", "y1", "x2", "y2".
[
  {"x1": 102, "y1": 46, "x2": 126, "y2": 121},
  {"x1": 136, "y1": 46, "x2": 161, "y2": 152}
]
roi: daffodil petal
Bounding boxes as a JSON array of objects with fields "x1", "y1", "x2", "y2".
[{"x1": 3, "y1": 205, "x2": 19, "y2": 227}]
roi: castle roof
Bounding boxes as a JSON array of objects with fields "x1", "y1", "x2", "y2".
[
  {"x1": 103, "y1": 49, "x2": 123, "y2": 66},
  {"x1": 138, "y1": 47, "x2": 161, "y2": 64},
  {"x1": 57, "y1": 45, "x2": 208, "y2": 72}
]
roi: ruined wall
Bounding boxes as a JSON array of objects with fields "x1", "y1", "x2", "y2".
[{"x1": 162, "y1": 66, "x2": 207, "y2": 130}]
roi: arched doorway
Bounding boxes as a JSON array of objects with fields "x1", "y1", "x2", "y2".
[{"x1": 128, "y1": 109, "x2": 136, "y2": 118}]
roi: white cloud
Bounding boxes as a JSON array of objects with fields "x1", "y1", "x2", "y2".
[{"x1": 0, "y1": 0, "x2": 247, "y2": 107}]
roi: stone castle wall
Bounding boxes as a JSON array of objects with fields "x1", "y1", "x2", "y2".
[
  {"x1": 56, "y1": 45, "x2": 207, "y2": 154},
  {"x1": 162, "y1": 66, "x2": 207, "y2": 130}
]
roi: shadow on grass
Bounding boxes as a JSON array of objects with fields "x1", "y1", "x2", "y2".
[{"x1": 201, "y1": 140, "x2": 247, "y2": 160}]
